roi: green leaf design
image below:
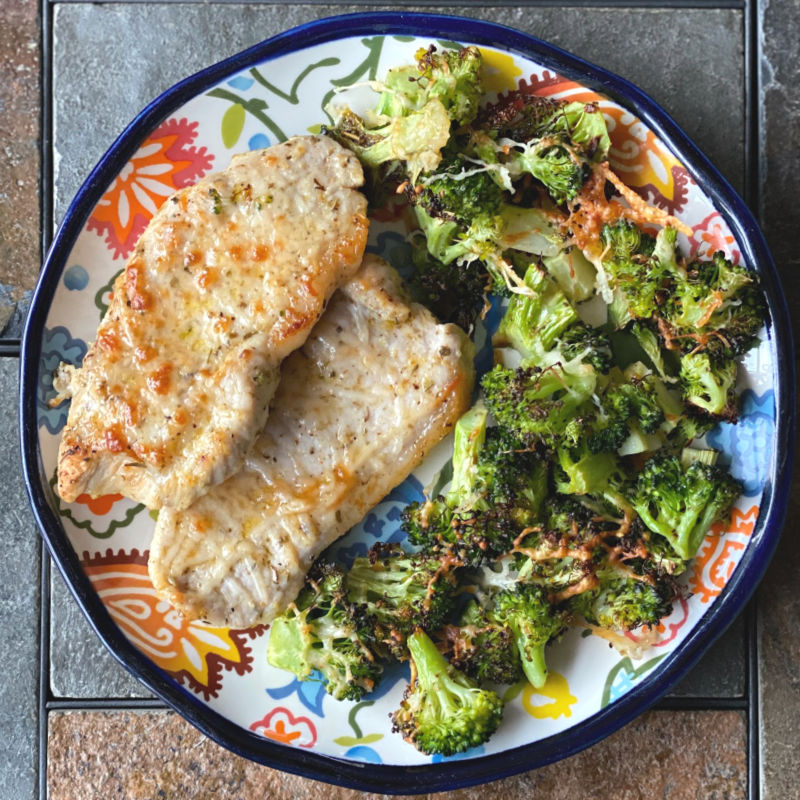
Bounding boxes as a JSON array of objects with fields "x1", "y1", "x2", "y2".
[
  {"x1": 249, "y1": 58, "x2": 339, "y2": 105},
  {"x1": 221, "y1": 103, "x2": 246, "y2": 148},
  {"x1": 601, "y1": 654, "x2": 666, "y2": 708},
  {"x1": 94, "y1": 268, "x2": 123, "y2": 319},
  {"x1": 333, "y1": 733, "x2": 383, "y2": 747},
  {"x1": 321, "y1": 36, "x2": 386, "y2": 123},
  {"x1": 48, "y1": 471, "x2": 146, "y2": 540},
  {"x1": 331, "y1": 699, "x2": 384, "y2": 747}
]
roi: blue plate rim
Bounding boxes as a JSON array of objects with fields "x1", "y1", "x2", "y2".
[{"x1": 19, "y1": 11, "x2": 795, "y2": 794}]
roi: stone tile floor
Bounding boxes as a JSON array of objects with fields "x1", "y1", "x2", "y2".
[{"x1": 3, "y1": 1, "x2": 798, "y2": 798}]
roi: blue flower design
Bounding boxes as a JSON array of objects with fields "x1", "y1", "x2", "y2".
[
  {"x1": 607, "y1": 667, "x2": 635, "y2": 704},
  {"x1": 432, "y1": 745, "x2": 485, "y2": 763},
  {"x1": 707, "y1": 389, "x2": 775, "y2": 497},
  {"x1": 37, "y1": 326, "x2": 88, "y2": 434},
  {"x1": 248, "y1": 133, "x2": 270, "y2": 150},
  {"x1": 63, "y1": 264, "x2": 89, "y2": 291},
  {"x1": 228, "y1": 75, "x2": 254, "y2": 91},
  {"x1": 325, "y1": 475, "x2": 425, "y2": 563},
  {"x1": 266, "y1": 673, "x2": 328, "y2": 716},
  {"x1": 343, "y1": 745, "x2": 382, "y2": 764}
]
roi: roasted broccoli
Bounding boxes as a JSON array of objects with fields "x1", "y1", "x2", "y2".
[
  {"x1": 679, "y1": 351, "x2": 739, "y2": 420},
  {"x1": 402, "y1": 405, "x2": 548, "y2": 564},
  {"x1": 441, "y1": 599, "x2": 524, "y2": 685},
  {"x1": 408, "y1": 234, "x2": 487, "y2": 330},
  {"x1": 325, "y1": 102, "x2": 451, "y2": 183},
  {"x1": 569, "y1": 567, "x2": 673, "y2": 631},
  {"x1": 391, "y1": 629, "x2": 504, "y2": 755},
  {"x1": 481, "y1": 361, "x2": 598, "y2": 449},
  {"x1": 266, "y1": 564, "x2": 383, "y2": 701},
  {"x1": 493, "y1": 260, "x2": 579, "y2": 360},
  {"x1": 344, "y1": 543, "x2": 459, "y2": 653},
  {"x1": 377, "y1": 45, "x2": 484, "y2": 126},
  {"x1": 474, "y1": 96, "x2": 610, "y2": 203},
  {"x1": 632, "y1": 453, "x2": 742, "y2": 561}
]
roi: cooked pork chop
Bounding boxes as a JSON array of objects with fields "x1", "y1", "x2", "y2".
[
  {"x1": 55, "y1": 136, "x2": 368, "y2": 510},
  {"x1": 148, "y1": 255, "x2": 474, "y2": 627}
]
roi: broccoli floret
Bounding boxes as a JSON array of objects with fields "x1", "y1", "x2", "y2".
[
  {"x1": 487, "y1": 584, "x2": 568, "y2": 688},
  {"x1": 414, "y1": 203, "x2": 500, "y2": 267},
  {"x1": 379, "y1": 45, "x2": 484, "y2": 126},
  {"x1": 663, "y1": 251, "x2": 767, "y2": 359},
  {"x1": 667, "y1": 251, "x2": 754, "y2": 329},
  {"x1": 391, "y1": 629, "x2": 504, "y2": 756},
  {"x1": 553, "y1": 442, "x2": 619, "y2": 495},
  {"x1": 494, "y1": 261, "x2": 579, "y2": 360},
  {"x1": 414, "y1": 154, "x2": 504, "y2": 223},
  {"x1": 344, "y1": 543, "x2": 458, "y2": 652},
  {"x1": 503, "y1": 140, "x2": 586, "y2": 205},
  {"x1": 267, "y1": 564, "x2": 383, "y2": 701},
  {"x1": 604, "y1": 372, "x2": 666, "y2": 435},
  {"x1": 481, "y1": 361, "x2": 597, "y2": 448},
  {"x1": 402, "y1": 407, "x2": 548, "y2": 564},
  {"x1": 679, "y1": 351, "x2": 738, "y2": 420},
  {"x1": 632, "y1": 454, "x2": 742, "y2": 561},
  {"x1": 599, "y1": 220, "x2": 666, "y2": 322},
  {"x1": 463, "y1": 562, "x2": 571, "y2": 687},
  {"x1": 441, "y1": 600, "x2": 524, "y2": 685},
  {"x1": 476, "y1": 96, "x2": 610, "y2": 201},
  {"x1": 326, "y1": 100, "x2": 451, "y2": 183},
  {"x1": 570, "y1": 568, "x2": 673, "y2": 631}
]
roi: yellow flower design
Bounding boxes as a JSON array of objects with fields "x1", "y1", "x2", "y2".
[
  {"x1": 521, "y1": 671, "x2": 577, "y2": 720},
  {"x1": 478, "y1": 48, "x2": 523, "y2": 94}
]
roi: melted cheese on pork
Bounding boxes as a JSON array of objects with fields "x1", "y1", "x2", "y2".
[
  {"x1": 148, "y1": 255, "x2": 474, "y2": 627},
  {"x1": 55, "y1": 136, "x2": 368, "y2": 510}
]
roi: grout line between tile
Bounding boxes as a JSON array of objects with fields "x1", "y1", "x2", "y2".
[
  {"x1": 39, "y1": 2, "x2": 53, "y2": 797},
  {"x1": 46, "y1": 0, "x2": 747, "y2": 7},
  {"x1": 47, "y1": 699, "x2": 168, "y2": 710},
  {"x1": 38, "y1": 552, "x2": 50, "y2": 800}
]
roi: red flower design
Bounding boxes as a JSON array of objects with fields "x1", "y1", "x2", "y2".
[{"x1": 250, "y1": 707, "x2": 317, "y2": 748}]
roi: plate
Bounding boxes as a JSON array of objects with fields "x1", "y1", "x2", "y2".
[{"x1": 20, "y1": 12, "x2": 794, "y2": 793}]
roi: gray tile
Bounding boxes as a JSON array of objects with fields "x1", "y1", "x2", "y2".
[
  {"x1": 0, "y1": 359, "x2": 39, "y2": 800},
  {"x1": 760, "y1": 1, "x2": 800, "y2": 343},
  {"x1": 53, "y1": 4, "x2": 744, "y2": 224},
  {"x1": 49, "y1": 565, "x2": 154, "y2": 699},
  {"x1": 670, "y1": 613, "x2": 746, "y2": 698}
]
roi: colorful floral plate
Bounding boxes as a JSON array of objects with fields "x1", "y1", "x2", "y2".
[{"x1": 20, "y1": 13, "x2": 794, "y2": 793}]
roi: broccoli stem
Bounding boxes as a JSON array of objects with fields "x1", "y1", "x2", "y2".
[
  {"x1": 514, "y1": 627, "x2": 549, "y2": 689},
  {"x1": 447, "y1": 404, "x2": 488, "y2": 507}
]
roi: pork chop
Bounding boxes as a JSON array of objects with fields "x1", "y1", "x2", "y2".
[
  {"x1": 55, "y1": 136, "x2": 368, "y2": 510},
  {"x1": 148, "y1": 255, "x2": 475, "y2": 627}
]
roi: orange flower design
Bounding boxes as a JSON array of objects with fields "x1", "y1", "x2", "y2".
[
  {"x1": 88, "y1": 118, "x2": 213, "y2": 259},
  {"x1": 82, "y1": 549, "x2": 266, "y2": 699},
  {"x1": 250, "y1": 708, "x2": 317, "y2": 748},
  {"x1": 689, "y1": 506, "x2": 758, "y2": 603}
]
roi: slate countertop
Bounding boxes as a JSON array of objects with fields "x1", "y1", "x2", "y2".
[{"x1": 2, "y1": 2, "x2": 798, "y2": 798}]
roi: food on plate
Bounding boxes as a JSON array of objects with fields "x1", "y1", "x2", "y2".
[
  {"x1": 265, "y1": 45, "x2": 768, "y2": 756},
  {"x1": 391, "y1": 629, "x2": 504, "y2": 757},
  {"x1": 54, "y1": 135, "x2": 368, "y2": 511},
  {"x1": 148, "y1": 254, "x2": 474, "y2": 627}
]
